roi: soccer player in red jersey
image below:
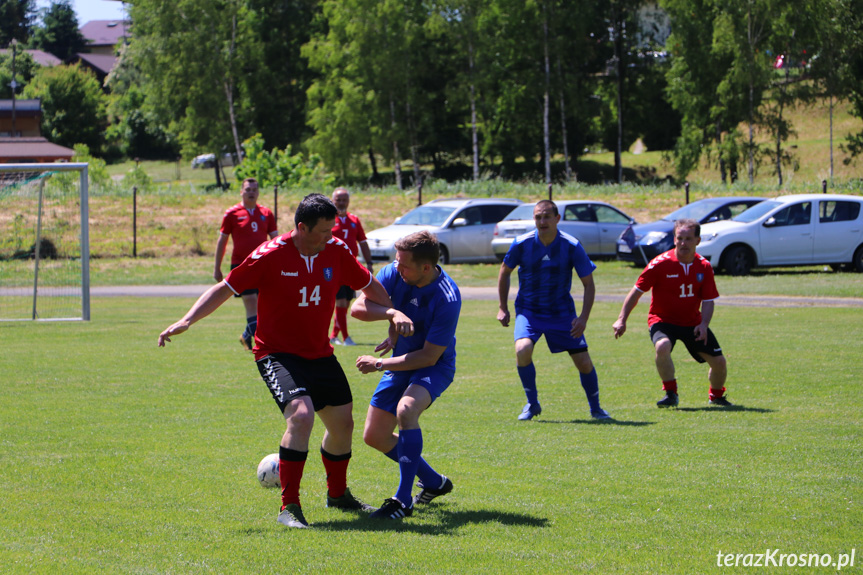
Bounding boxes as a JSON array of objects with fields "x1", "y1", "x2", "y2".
[
  {"x1": 329, "y1": 187, "x2": 374, "y2": 346},
  {"x1": 213, "y1": 178, "x2": 279, "y2": 351},
  {"x1": 159, "y1": 194, "x2": 411, "y2": 528},
  {"x1": 613, "y1": 218, "x2": 731, "y2": 408}
]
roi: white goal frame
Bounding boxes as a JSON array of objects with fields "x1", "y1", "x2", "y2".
[{"x1": 0, "y1": 163, "x2": 90, "y2": 321}]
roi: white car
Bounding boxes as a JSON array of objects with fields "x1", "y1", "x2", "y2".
[
  {"x1": 492, "y1": 200, "x2": 634, "y2": 259},
  {"x1": 365, "y1": 198, "x2": 522, "y2": 264},
  {"x1": 696, "y1": 193, "x2": 863, "y2": 275}
]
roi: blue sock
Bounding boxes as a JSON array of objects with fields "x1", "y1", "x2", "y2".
[
  {"x1": 517, "y1": 363, "x2": 538, "y2": 405},
  {"x1": 244, "y1": 315, "x2": 257, "y2": 339},
  {"x1": 580, "y1": 367, "x2": 601, "y2": 412},
  {"x1": 395, "y1": 429, "x2": 423, "y2": 506},
  {"x1": 384, "y1": 446, "x2": 439, "y2": 487}
]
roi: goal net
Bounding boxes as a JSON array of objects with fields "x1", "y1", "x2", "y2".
[{"x1": 0, "y1": 163, "x2": 90, "y2": 321}]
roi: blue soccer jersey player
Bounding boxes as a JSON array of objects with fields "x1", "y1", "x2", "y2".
[
  {"x1": 497, "y1": 200, "x2": 610, "y2": 421},
  {"x1": 352, "y1": 231, "x2": 461, "y2": 520}
]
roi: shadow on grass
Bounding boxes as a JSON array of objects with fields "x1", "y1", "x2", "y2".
[
  {"x1": 534, "y1": 418, "x2": 656, "y2": 427},
  {"x1": 674, "y1": 405, "x2": 774, "y2": 413},
  {"x1": 313, "y1": 507, "x2": 549, "y2": 534}
]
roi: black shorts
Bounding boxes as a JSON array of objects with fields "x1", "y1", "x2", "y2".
[
  {"x1": 230, "y1": 263, "x2": 258, "y2": 297},
  {"x1": 649, "y1": 322, "x2": 723, "y2": 364},
  {"x1": 335, "y1": 285, "x2": 356, "y2": 300},
  {"x1": 256, "y1": 353, "x2": 353, "y2": 413}
]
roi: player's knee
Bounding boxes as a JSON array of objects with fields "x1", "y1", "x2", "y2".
[
  {"x1": 286, "y1": 404, "x2": 314, "y2": 436},
  {"x1": 396, "y1": 403, "x2": 421, "y2": 430},
  {"x1": 362, "y1": 425, "x2": 387, "y2": 451},
  {"x1": 654, "y1": 339, "x2": 673, "y2": 357}
]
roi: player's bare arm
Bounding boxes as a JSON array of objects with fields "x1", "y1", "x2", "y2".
[
  {"x1": 571, "y1": 273, "x2": 596, "y2": 338},
  {"x1": 356, "y1": 340, "x2": 447, "y2": 374},
  {"x1": 213, "y1": 233, "x2": 229, "y2": 282},
  {"x1": 158, "y1": 282, "x2": 234, "y2": 346},
  {"x1": 351, "y1": 289, "x2": 415, "y2": 337},
  {"x1": 613, "y1": 287, "x2": 644, "y2": 339},
  {"x1": 359, "y1": 240, "x2": 374, "y2": 271},
  {"x1": 497, "y1": 263, "x2": 514, "y2": 326},
  {"x1": 694, "y1": 300, "x2": 715, "y2": 342}
]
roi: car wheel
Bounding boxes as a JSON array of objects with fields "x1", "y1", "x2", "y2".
[
  {"x1": 438, "y1": 245, "x2": 449, "y2": 265},
  {"x1": 722, "y1": 245, "x2": 753, "y2": 276},
  {"x1": 853, "y1": 245, "x2": 863, "y2": 273}
]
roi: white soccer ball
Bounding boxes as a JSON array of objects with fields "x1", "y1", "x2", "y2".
[{"x1": 256, "y1": 453, "x2": 280, "y2": 489}]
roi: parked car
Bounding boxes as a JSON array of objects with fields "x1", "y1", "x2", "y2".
[
  {"x1": 191, "y1": 152, "x2": 237, "y2": 169},
  {"x1": 616, "y1": 196, "x2": 765, "y2": 266},
  {"x1": 365, "y1": 198, "x2": 522, "y2": 264},
  {"x1": 696, "y1": 193, "x2": 863, "y2": 275},
  {"x1": 492, "y1": 200, "x2": 634, "y2": 259}
]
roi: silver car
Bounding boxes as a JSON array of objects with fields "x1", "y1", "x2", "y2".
[
  {"x1": 492, "y1": 200, "x2": 635, "y2": 259},
  {"x1": 365, "y1": 198, "x2": 522, "y2": 263}
]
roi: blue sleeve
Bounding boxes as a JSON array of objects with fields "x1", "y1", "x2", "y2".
[
  {"x1": 376, "y1": 262, "x2": 399, "y2": 295},
  {"x1": 571, "y1": 243, "x2": 597, "y2": 278},
  {"x1": 503, "y1": 239, "x2": 521, "y2": 269},
  {"x1": 426, "y1": 296, "x2": 461, "y2": 349}
]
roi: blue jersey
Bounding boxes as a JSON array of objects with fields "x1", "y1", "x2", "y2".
[
  {"x1": 377, "y1": 262, "x2": 461, "y2": 370},
  {"x1": 503, "y1": 230, "x2": 596, "y2": 317}
]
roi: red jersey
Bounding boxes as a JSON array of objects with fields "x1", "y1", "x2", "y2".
[
  {"x1": 220, "y1": 203, "x2": 278, "y2": 265},
  {"x1": 634, "y1": 249, "x2": 719, "y2": 327},
  {"x1": 331, "y1": 213, "x2": 367, "y2": 256},
  {"x1": 224, "y1": 232, "x2": 373, "y2": 360}
]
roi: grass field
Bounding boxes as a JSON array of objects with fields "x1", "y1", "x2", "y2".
[{"x1": 1, "y1": 293, "x2": 861, "y2": 573}]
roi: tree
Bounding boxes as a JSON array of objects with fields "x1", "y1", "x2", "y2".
[
  {"x1": 30, "y1": 0, "x2": 86, "y2": 61},
  {"x1": 0, "y1": 0, "x2": 36, "y2": 47},
  {"x1": 0, "y1": 47, "x2": 37, "y2": 99},
  {"x1": 23, "y1": 63, "x2": 107, "y2": 152}
]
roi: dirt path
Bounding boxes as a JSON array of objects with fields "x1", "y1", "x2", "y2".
[{"x1": 88, "y1": 285, "x2": 863, "y2": 308}]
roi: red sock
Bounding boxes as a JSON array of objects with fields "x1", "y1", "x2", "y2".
[
  {"x1": 709, "y1": 386, "x2": 726, "y2": 400},
  {"x1": 321, "y1": 449, "x2": 351, "y2": 499},
  {"x1": 279, "y1": 448, "x2": 308, "y2": 508},
  {"x1": 662, "y1": 379, "x2": 678, "y2": 394},
  {"x1": 335, "y1": 307, "x2": 349, "y2": 338}
]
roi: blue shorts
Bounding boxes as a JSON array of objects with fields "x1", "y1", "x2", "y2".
[
  {"x1": 370, "y1": 365, "x2": 455, "y2": 415},
  {"x1": 514, "y1": 310, "x2": 588, "y2": 354}
]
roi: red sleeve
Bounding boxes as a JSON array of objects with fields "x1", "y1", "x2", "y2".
[
  {"x1": 340, "y1": 246, "x2": 372, "y2": 291},
  {"x1": 701, "y1": 263, "x2": 720, "y2": 300},
  {"x1": 224, "y1": 250, "x2": 266, "y2": 294},
  {"x1": 219, "y1": 211, "x2": 233, "y2": 235},
  {"x1": 266, "y1": 210, "x2": 277, "y2": 234},
  {"x1": 355, "y1": 217, "x2": 367, "y2": 243},
  {"x1": 634, "y1": 263, "x2": 656, "y2": 293}
]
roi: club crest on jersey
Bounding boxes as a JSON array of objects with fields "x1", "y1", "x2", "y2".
[
  {"x1": 323, "y1": 267, "x2": 334, "y2": 281},
  {"x1": 696, "y1": 273, "x2": 704, "y2": 282}
]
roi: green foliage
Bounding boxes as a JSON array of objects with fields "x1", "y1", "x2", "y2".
[
  {"x1": 0, "y1": 0, "x2": 35, "y2": 46},
  {"x1": 121, "y1": 163, "x2": 153, "y2": 192},
  {"x1": 22, "y1": 63, "x2": 107, "y2": 153},
  {"x1": 29, "y1": 0, "x2": 86, "y2": 60},
  {"x1": 234, "y1": 133, "x2": 334, "y2": 190},
  {"x1": 0, "y1": 47, "x2": 37, "y2": 99},
  {"x1": 72, "y1": 143, "x2": 112, "y2": 191}
]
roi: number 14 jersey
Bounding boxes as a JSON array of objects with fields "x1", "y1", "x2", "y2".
[
  {"x1": 225, "y1": 231, "x2": 372, "y2": 360},
  {"x1": 634, "y1": 249, "x2": 719, "y2": 328}
]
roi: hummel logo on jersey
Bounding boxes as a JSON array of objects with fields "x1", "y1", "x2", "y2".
[
  {"x1": 542, "y1": 255, "x2": 551, "y2": 261},
  {"x1": 281, "y1": 271, "x2": 298, "y2": 277},
  {"x1": 666, "y1": 274, "x2": 679, "y2": 278},
  {"x1": 410, "y1": 298, "x2": 419, "y2": 306}
]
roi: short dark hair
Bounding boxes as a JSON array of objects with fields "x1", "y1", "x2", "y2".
[
  {"x1": 242, "y1": 178, "x2": 258, "y2": 186},
  {"x1": 674, "y1": 218, "x2": 701, "y2": 237},
  {"x1": 295, "y1": 193, "x2": 337, "y2": 228},
  {"x1": 535, "y1": 200, "x2": 558, "y2": 217},
  {"x1": 395, "y1": 231, "x2": 440, "y2": 265}
]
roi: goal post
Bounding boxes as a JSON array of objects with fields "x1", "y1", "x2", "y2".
[{"x1": 0, "y1": 163, "x2": 90, "y2": 321}]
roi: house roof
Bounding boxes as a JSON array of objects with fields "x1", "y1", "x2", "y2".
[
  {"x1": 76, "y1": 52, "x2": 118, "y2": 76},
  {"x1": 0, "y1": 99, "x2": 42, "y2": 115},
  {"x1": 80, "y1": 20, "x2": 129, "y2": 47},
  {"x1": 0, "y1": 49, "x2": 62, "y2": 67},
  {"x1": 0, "y1": 137, "x2": 75, "y2": 161}
]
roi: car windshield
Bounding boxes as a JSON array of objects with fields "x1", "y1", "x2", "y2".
[
  {"x1": 396, "y1": 205, "x2": 458, "y2": 226},
  {"x1": 733, "y1": 200, "x2": 780, "y2": 223},
  {"x1": 502, "y1": 203, "x2": 538, "y2": 220},
  {"x1": 663, "y1": 199, "x2": 730, "y2": 222}
]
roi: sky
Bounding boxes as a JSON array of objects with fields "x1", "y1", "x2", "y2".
[{"x1": 36, "y1": 0, "x2": 127, "y2": 25}]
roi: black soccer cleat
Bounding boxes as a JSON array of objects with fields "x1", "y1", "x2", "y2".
[
  {"x1": 709, "y1": 395, "x2": 733, "y2": 407},
  {"x1": 369, "y1": 497, "x2": 413, "y2": 519},
  {"x1": 413, "y1": 476, "x2": 454, "y2": 506},
  {"x1": 656, "y1": 392, "x2": 679, "y2": 408},
  {"x1": 327, "y1": 487, "x2": 375, "y2": 513}
]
